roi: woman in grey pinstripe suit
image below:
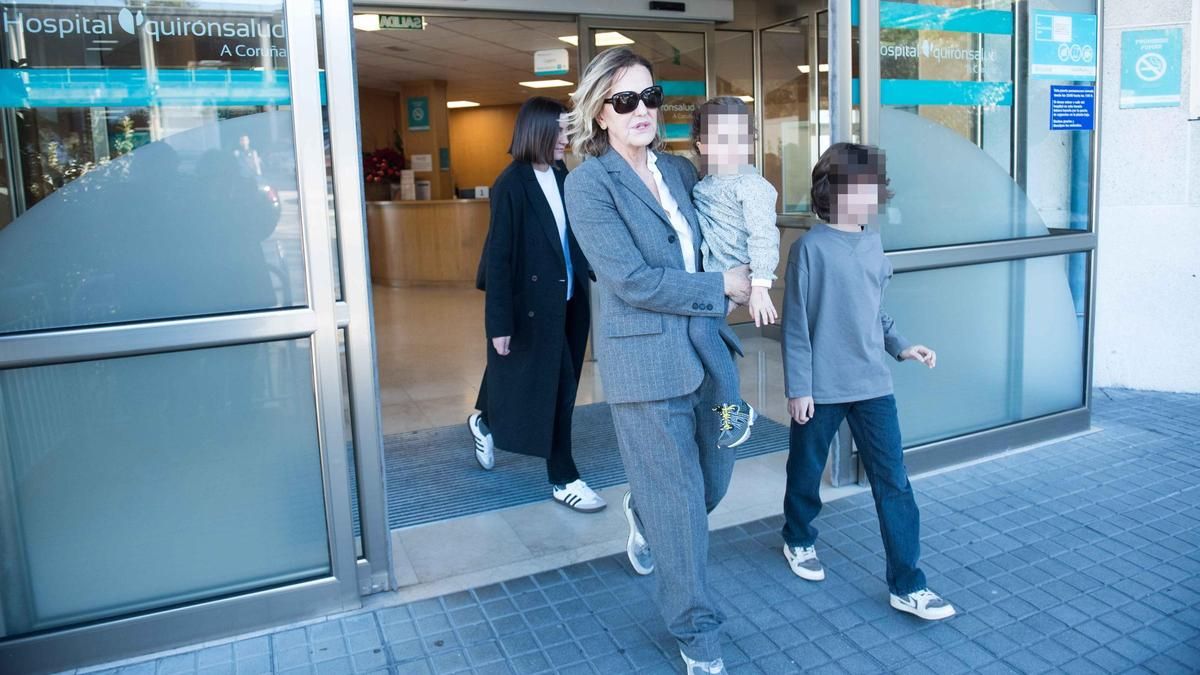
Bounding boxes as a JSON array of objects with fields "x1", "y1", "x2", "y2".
[{"x1": 563, "y1": 48, "x2": 751, "y2": 675}]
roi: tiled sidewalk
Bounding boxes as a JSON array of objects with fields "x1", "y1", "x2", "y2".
[{"x1": 84, "y1": 389, "x2": 1200, "y2": 674}]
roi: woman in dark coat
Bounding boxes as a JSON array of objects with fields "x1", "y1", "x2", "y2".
[{"x1": 468, "y1": 97, "x2": 604, "y2": 513}]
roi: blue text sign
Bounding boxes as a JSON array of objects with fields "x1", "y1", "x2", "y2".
[{"x1": 1049, "y1": 85, "x2": 1095, "y2": 130}]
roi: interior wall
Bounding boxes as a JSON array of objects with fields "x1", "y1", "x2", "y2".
[
  {"x1": 359, "y1": 87, "x2": 399, "y2": 153},
  {"x1": 358, "y1": 83, "x2": 455, "y2": 199},
  {"x1": 448, "y1": 105, "x2": 522, "y2": 192}
]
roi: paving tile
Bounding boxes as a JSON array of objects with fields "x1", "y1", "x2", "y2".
[{"x1": 78, "y1": 390, "x2": 1200, "y2": 675}]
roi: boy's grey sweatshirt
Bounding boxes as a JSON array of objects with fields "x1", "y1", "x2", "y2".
[{"x1": 782, "y1": 223, "x2": 912, "y2": 403}]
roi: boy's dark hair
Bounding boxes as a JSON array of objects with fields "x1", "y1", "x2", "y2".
[
  {"x1": 509, "y1": 96, "x2": 567, "y2": 165},
  {"x1": 809, "y1": 142, "x2": 894, "y2": 221},
  {"x1": 690, "y1": 96, "x2": 755, "y2": 150}
]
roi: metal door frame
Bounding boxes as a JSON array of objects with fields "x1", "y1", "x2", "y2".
[{"x1": 0, "y1": 0, "x2": 389, "y2": 671}]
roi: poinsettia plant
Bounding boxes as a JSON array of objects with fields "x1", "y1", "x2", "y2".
[
  {"x1": 363, "y1": 146, "x2": 405, "y2": 183},
  {"x1": 363, "y1": 131, "x2": 406, "y2": 183}
]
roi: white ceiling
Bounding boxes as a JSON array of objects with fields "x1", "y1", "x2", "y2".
[
  {"x1": 354, "y1": 17, "x2": 579, "y2": 107},
  {"x1": 353, "y1": 16, "x2": 710, "y2": 107}
]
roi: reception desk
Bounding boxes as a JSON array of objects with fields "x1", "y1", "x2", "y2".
[{"x1": 366, "y1": 199, "x2": 490, "y2": 286}]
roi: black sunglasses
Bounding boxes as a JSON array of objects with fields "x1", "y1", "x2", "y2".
[{"x1": 603, "y1": 85, "x2": 664, "y2": 114}]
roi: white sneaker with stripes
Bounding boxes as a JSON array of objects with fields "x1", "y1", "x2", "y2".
[
  {"x1": 552, "y1": 479, "x2": 607, "y2": 513},
  {"x1": 467, "y1": 412, "x2": 494, "y2": 470}
]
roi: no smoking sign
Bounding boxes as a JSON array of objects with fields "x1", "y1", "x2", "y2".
[{"x1": 1120, "y1": 28, "x2": 1182, "y2": 109}]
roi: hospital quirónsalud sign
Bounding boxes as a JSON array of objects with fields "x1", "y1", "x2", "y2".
[
  {"x1": 1120, "y1": 28, "x2": 1183, "y2": 109},
  {"x1": 1030, "y1": 10, "x2": 1097, "y2": 81},
  {"x1": 0, "y1": 5, "x2": 304, "y2": 108}
]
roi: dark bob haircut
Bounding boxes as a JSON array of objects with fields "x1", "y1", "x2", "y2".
[
  {"x1": 809, "y1": 142, "x2": 894, "y2": 222},
  {"x1": 509, "y1": 96, "x2": 568, "y2": 165}
]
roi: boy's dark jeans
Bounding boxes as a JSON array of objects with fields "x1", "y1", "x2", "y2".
[{"x1": 781, "y1": 394, "x2": 928, "y2": 595}]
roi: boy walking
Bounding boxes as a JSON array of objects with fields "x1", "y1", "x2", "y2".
[{"x1": 780, "y1": 143, "x2": 955, "y2": 620}]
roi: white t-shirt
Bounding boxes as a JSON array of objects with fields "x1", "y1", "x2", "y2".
[
  {"x1": 533, "y1": 165, "x2": 567, "y2": 243},
  {"x1": 646, "y1": 151, "x2": 696, "y2": 273},
  {"x1": 533, "y1": 165, "x2": 573, "y2": 299}
]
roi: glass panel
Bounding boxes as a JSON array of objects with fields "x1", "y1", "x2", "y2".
[
  {"x1": 0, "y1": 339, "x2": 330, "y2": 637},
  {"x1": 761, "y1": 18, "x2": 812, "y2": 214},
  {"x1": 337, "y1": 327, "x2": 362, "y2": 559},
  {"x1": 886, "y1": 254, "x2": 1087, "y2": 448},
  {"x1": 0, "y1": 113, "x2": 13, "y2": 229},
  {"x1": 594, "y1": 29, "x2": 706, "y2": 158},
  {"x1": 818, "y1": 12, "x2": 830, "y2": 153},
  {"x1": 315, "y1": 0, "x2": 342, "y2": 300},
  {"x1": 0, "y1": 0, "x2": 309, "y2": 335},
  {"x1": 714, "y1": 30, "x2": 754, "y2": 120},
  {"x1": 873, "y1": 0, "x2": 1095, "y2": 250}
]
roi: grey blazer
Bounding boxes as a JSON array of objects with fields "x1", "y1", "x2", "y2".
[{"x1": 564, "y1": 147, "x2": 742, "y2": 404}]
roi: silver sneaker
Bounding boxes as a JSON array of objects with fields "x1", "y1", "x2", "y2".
[
  {"x1": 891, "y1": 588, "x2": 957, "y2": 620},
  {"x1": 467, "y1": 412, "x2": 494, "y2": 470},
  {"x1": 715, "y1": 401, "x2": 756, "y2": 449},
  {"x1": 681, "y1": 650, "x2": 726, "y2": 674},
  {"x1": 784, "y1": 543, "x2": 826, "y2": 581},
  {"x1": 622, "y1": 491, "x2": 654, "y2": 575}
]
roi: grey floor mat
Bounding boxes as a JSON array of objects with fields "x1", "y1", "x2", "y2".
[{"x1": 382, "y1": 402, "x2": 790, "y2": 530}]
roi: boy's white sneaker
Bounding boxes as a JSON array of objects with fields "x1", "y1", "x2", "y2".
[
  {"x1": 467, "y1": 412, "x2": 494, "y2": 470},
  {"x1": 891, "y1": 588, "x2": 957, "y2": 621},
  {"x1": 552, "y1": 479, "x2": 607, "y2": 513},
  {"x1": 784, "y1": 543, "x2": 826, "y2": 581}
]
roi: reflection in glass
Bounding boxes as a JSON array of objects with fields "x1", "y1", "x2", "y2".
[
  {"x1": 338, "y1": 328, "x2": 363, "y2": 559},
  {"x1": 0, "y1": 339, "x2": 330, "y2": 637},
  {"x1": 761, "y1": 19, "x2": 812, "y2": 213},
  {"x1": 0, "y1": 0, "x2": 307, "y2": 334},
  {"x1": 872, "y1": 0, "x2": 1091, "y2": 250},
  {"x1": 886, "y1": 255, "x2": 1086, "y2": 447},
  {"x1": 714, "y1": 30, "x2": 754, "y2": 128}
]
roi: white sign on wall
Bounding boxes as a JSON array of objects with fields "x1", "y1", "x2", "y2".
[
  {"x1": 411, "y1": 154, "x2": 433, "y2": 172},
  {"x1": 534, "y1": 48, "x2": 569, "y2": 76}
]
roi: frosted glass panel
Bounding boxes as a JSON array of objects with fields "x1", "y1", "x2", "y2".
[
  {"x1": 0, "y1": 340, "x2": 330, "y2": 636},
  {"x1": 886, "y1": 255, "x2": 1086, "y2": 447},
  {"x1": 0, "y1": 0, "x2": 306, "y2": 334}
]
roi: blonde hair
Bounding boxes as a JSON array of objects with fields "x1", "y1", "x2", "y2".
[{"x1": 568, "y1": 48, "x2": 664, "y2": 158}]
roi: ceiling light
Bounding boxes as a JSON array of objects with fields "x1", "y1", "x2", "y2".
[
  {"x1": 447, "y1": 101, "x2": 480, "y2": 108},
  {"x1": 353, "y1": 14, "x2": 380, "y2": 31},
  {"x1": 818, "y1": 64, "x2": 830, "y2": 72},
  {"x1": 559, "y1": 32, "x2": 634, "y2": 47},
  {"x1": 797, "y1": 65, "x2": 810, "y2": 74},
  {"x1": 595, "y1": 32, "x2": 634, "y2": 46},
  {"x1": 519, "y1": 79, "x2": 574, "y2": 89},
  {"x1": 738, "y1": 96, "x2": 754, "y2": 103}
]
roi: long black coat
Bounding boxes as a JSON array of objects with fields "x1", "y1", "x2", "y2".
[{"x1": 474, "y1": 161, "x2": 591, "y2": 458}]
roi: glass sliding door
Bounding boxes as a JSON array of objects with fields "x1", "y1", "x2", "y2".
[
  {"x1": 0, "y1": 0, "x2": 385, "y2": 670},
  {"x1": 842, "y1": 0, "x2": 1098, "y2": 475}
]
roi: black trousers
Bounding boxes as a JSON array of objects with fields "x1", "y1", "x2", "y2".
[
  {"x1": 477, "y1": 298, "x2": 583, "y2": 486},
  {"x1": 544, "y1": 337, "x2": 582, "y2": 486}
]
